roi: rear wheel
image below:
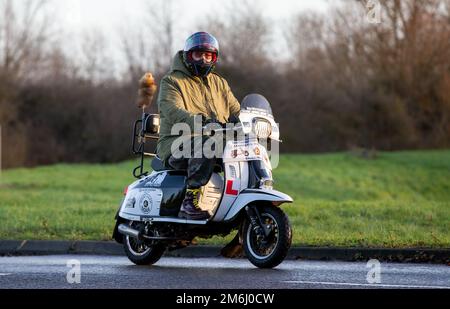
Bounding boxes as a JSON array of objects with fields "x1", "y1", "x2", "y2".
[
  {"x1": 243, "y1": 205, "x2": 292, "y2": 268},
  {"x1": 123, "y1": 221, "x2": 166, "y2": 265}
]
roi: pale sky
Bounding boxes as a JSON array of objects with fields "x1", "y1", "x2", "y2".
[
  {"x1": 55, "y1": 0, "x2": 329, "y2": 30},
  {"x1": 47, "y1": 0, "x2": 330, "y2": 74},
  {"x1": 54, "y1": 0, "x2": 329, "y2": 42}
]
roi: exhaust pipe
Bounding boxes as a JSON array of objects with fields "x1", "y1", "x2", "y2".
[{"x1": 118, "y1": 224, "x2": 140, "y2": 238}]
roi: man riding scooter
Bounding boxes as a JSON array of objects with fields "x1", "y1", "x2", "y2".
[
  {"x1": 155, "y1": 32, "x2": 241, "y2": 221},
  {"x1": 115, "y1": 32, "x2": 292, "y2": 266}
]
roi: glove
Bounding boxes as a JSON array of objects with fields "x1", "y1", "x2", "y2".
[
  {"x1": 228, "y1": 114, "x2": 240, "y2": 124},
  {"x1": 203, "y1": 116, "x2": 226, "y2": 128}
]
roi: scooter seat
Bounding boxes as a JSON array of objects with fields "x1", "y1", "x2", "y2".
[
  {"x1": 151, "y1": 157, "x2": 169, "y2": 171},
  {"x1": 151, "y1": 156, "x2": 187, "y2": 172},
  {"x1": 151, "y1": 156, "x2": 222, "y2": 173}
]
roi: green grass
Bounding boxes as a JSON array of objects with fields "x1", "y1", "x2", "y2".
[{"x1": 0, "y1": 150, "x2": 449, "y2": 248}]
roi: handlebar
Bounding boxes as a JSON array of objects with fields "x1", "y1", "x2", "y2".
[
  {"x1": 202, "y1": 123, "x2": 242, "y2": 131},
  {"x1": 201, "y1": 123, "x2": 282, "y2": 142}
]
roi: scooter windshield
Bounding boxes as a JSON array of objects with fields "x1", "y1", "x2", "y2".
[{"x1": 241, "y1": 94, "x2": 273, "y2": 116}]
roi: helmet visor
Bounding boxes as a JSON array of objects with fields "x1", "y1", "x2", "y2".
[
  {"x1": 184, "y1": 32, "x2": 219, "y2": 54},
  {"x1": 191, "y1": 51, "x2": 217, "y2": 64}
]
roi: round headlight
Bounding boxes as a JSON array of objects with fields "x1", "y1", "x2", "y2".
[{"x1": 253, "y1": 118, "x2": 272, "y2": 139}]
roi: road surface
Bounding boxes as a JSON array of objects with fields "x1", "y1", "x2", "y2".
[{"x1": 0, "y1": 255, "x2": 449, "y2": 289}]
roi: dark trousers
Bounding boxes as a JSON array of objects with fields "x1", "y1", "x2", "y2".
[
  {"x1": 168, "y1": 156, "x2": 216, "y2": 188},
  {"x1": 166, "y1": 136, "x2": 221, "y2": 189}
]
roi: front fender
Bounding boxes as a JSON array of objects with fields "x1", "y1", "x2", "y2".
[{"x1": 224, "y1": 189, "x2": 293, "y2": 221}]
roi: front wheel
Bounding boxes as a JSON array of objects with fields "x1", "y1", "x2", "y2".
[
  {"x1": 123, "y1": 221, "x2": 166, "y2": 265},
  {"x1": 243, "y1": 205, "x2": 292, "y2": 268}
]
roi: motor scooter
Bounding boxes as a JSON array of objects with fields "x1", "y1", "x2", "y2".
[{"x1": 112, "y1": 93, "x2": 293, "y2": 268}]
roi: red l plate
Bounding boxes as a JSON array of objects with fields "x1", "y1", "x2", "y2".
[{"x1": 225, "y1": 180, "x2": 239, "y2": 196}]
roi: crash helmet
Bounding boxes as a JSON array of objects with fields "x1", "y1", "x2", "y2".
[{"x1": 183, "y1": 32, "x2": 219, "y2": 77}]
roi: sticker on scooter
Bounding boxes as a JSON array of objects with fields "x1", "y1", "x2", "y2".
[
  {"x1": 225, "y1": 180, "x2": 239, "y2": 196},
  {"x1": 144, "y1": 173, "x2": 166, "y2": 187},
  {"x1": 231, "y1": 148, "x2": 249, "y2": 158},
  {"x1": 125, "y1": 197, "x2": 136, "y2": 208},
  {"x1": 139, "y1": 193, "x2": 153, "y2": 214}
]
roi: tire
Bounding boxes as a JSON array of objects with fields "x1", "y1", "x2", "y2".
[
  {"x1": 122, "y1": 222, "x2": 166, "y2": 265},
  {"x1": 243, "y1": 205, "x2": 292, "y2": 269},
  {"x1": 123, "y1": 235, "x2": 166, "y2": 265}
]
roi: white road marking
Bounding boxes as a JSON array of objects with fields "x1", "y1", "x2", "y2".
[
  {"x1": 284, "y1": 280, "x2": 450, "y2": 289},
  {"x1": 0, "y1": 273, "x2": 11, "y2": 276}
]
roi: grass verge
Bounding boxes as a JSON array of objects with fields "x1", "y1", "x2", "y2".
[{"x1": 0, "y1": 150, "x2": 449, "y2": 247}]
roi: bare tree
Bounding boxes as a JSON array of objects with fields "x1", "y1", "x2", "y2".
[
  {"x1": 120, "y1": 0, "x2": 177, "y2": 80},
  {"x1": 120, "y1": 25, "x2": 154, "y2": 80},
  {"x1": 80, "y1": 29, "x2": 114, "y2": 83},
  {"x1": 146, "y1": 0, "x2": 176, "y2": 70},
  {"x1": 0, "y1": 0, "x2": 53, "y2": 168},
  {"x1": 0, "y1": 0, "x2": 52, "y2": 81},
  {"x1": 202, "y1": 0, "x2": 270, "y2": 71},
  {"x1": 282, "y1": 0, "x2": 450, "y2": 151}
]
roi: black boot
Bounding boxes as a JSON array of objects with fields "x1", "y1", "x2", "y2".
[{"x1": 178, "y1": 188, "x2": 210, "y2": 220}]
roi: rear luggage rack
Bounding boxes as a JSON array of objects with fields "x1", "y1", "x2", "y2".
[{"x1": 132, "y1": 113, "x2": 160, "y2": 178}]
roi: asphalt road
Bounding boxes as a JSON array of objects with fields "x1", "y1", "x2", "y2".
[{"x1": 0, "y1": 255, "x2": 449, "y2": 289}]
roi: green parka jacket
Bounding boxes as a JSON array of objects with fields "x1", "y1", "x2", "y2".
[{"x1": 156, "y1": 51, "x2": 241, "y2": 162}]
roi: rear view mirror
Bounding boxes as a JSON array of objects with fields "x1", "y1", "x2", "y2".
[{"x1": 144, "y1": 114, "x2": 160, "y2": 134}]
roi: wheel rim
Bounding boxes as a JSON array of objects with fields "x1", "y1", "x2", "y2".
[
  {"x1": 125, "y1": 222, "x2": 151, "y2": 257},
  {"x1": 246, "y1": 213, "x2": 279, "y2": 260}
]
